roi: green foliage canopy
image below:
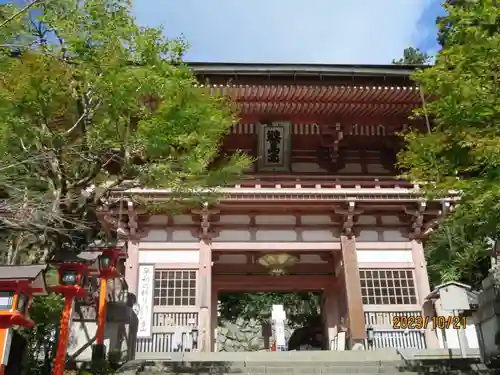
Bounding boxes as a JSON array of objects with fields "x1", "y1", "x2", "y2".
[
  {"x1": 0, "y1": 0, "x2": 250, "y2": 261},
  {"x1": 397, "y1": 1, "x2": 500, "y2": 286},
  {"x1": 20, "y1": 294, "x2": 63, "y2": 375},
  {"x1": 392, "y1": 47, "x2": 432, "y2": 65}
]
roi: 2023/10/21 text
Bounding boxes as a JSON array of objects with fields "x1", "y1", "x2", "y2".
[{"x1": 392, "y1": 315, "x2": 466, "y2": 330}]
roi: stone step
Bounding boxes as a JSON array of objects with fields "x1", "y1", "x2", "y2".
[
  {"x1": 116, "y1": 349, "x2": 494, "y2": 375},
  {"x1": 116, "y1": 361, "x2": 496, "y2": 375}
]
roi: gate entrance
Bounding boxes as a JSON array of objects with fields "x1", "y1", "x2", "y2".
[
  {"x1": 216, "y1": 291, "x2": 323, "y2": 352},
  {"x1": 212, "y1": 251, "x2": 339, "y2": 352}
]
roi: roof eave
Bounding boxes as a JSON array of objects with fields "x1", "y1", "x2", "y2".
[{"x1": 187, "y1": 62, "x2": 428, "y2": 78}]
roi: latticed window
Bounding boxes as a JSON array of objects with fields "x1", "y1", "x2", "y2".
[
  {"x1": 153, "y1": 270, "x2": 197, "y2": 306},
  {"x1": 359, "y1": 269, "x2": 417, "y2": 305}
]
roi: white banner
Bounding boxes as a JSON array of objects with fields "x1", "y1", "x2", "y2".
[{"x1": 137, "y1": 265, "x2": 154, "y2": 338}]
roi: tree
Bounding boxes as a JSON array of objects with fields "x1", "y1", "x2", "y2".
[
  {"x1": 0, "y1": 0, "x2": 250, "y2": 262},
  {"x1": 392, "y1": 47, "x2": 431, "y2": 65},
  {"x1": 397, "y1": 0, "x2": 500, "y2": 286},
  {"x1": 424, "y1": 220, "x2": 490, "y2": 288},
  {"x1": 218, "y1": 292, "x2": 321, "y2": 328},
  {"x1": 20, "y1": 294, "x2": 63, "y2": 375}
]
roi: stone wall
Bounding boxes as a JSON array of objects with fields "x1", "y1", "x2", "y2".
[{"x1": 216, "y1": 318, "x2": 294, "y2": 352}]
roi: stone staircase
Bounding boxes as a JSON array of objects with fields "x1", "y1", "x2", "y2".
[{"x1": 115, "y1": 350, "x2": 498, "y2": 375}]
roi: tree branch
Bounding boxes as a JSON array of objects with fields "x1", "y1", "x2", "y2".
[{"x1": 0, "y1": 0, "x2": 42, "y2": 29}]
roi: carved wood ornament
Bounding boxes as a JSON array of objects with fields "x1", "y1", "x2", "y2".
[
  {"x1": 335, "y1": 201, "x2": 364, "y2": 238},
  {"x1": 404, "y1": 202, "x2": 427, "y2": 240},
  {"x1": 191, "y1": 202, "x2": 220, "y2": 240},
  {"x1": 317, "y1": 123, "x2": 344, "y2": 171},
  {"x1": 100, "y1": 198, "x2": 139, "y2": 240}
]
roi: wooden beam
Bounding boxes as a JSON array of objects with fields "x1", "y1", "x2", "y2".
[
  {"x1": 213, "y1": 275, "x2": 333, "y2": 291},
  {"x1": 213, "y1": 263, "x2": 333, "y2": 275}
]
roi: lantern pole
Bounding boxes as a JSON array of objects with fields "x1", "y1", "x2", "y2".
[
  {"x1": 93, "y1": 276, "x2": 108, "y2": 359},
  {"x1": 52, "y1": 296, "x2": 73, "y2": 375},
  {"x1": 0, "y1": 270, "x2": 45, "y2": 375},
  {"x1": 50, "y1": 262, "x2": 89, "y2": 375},
  {"x1": 92, "y1": 248, "x2": 125, "y2": 361},
  {"x1": 0, "y1": 327, "x2": 12, "y2": 375}
]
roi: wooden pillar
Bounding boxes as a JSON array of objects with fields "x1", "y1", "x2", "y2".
[
  {"x1": 323, "y1": 281, "x2": 340, "y2": 350},
  {"x1": 340, "y1": 235, "x2": 366, "y2": 347},
  {"x1": 198, "y1": 238, "x2": 212, "y2": 352},
  {"x1": 411, "y1": 239, "x2": 440, "y2": 348},
  {"x1": 210, "y1": 286, "x2": 218, "y2": 352},
  {"x1": 125, "y1": 240, "x2": 140, "y2": 295}
]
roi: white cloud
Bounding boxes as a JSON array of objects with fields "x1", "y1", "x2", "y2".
[{"x1": 133, "y1": 0, "x2": 436, "y2": 64}]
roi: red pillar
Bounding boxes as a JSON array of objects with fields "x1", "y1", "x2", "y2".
[
  {"x1": 53, "y1": 296, "x2": 73, "y2": 375},
  {"x1": 0, "y1": 328, "x2": 11, "y2": 375},
  {"x1": 95, "y1": 278, "x2": 108, "y2": 346}
]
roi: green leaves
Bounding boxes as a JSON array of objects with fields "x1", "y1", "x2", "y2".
[
  {"x1": 0, "y1": 0, "x2": 250, "y2": 260},
  {"x1": 392, "y1": 47, "x2": 432, "y2": 65},
  {"x1": 397, "y1": 0, "x2": 500, "y2": 286}
]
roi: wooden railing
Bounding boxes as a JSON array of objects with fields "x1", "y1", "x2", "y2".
[
  {"x1": 363, "y1": 311, "x2": 426, "y2": 350},
  {"x1": 230, "y1": 175, "x2": 413, "y2": 190},
  {"x1": 364, "y1": 329, "x2": 426, "y2": 350},
  {"x1": 135, "y1": 312, "x2": 199, "y2": 358}
]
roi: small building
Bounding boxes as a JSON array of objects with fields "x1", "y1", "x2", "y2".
[
  {"x1": 425, "y1": 281, "x2": 480, "y2": 352},
  {"x1": 98, "y1": 63, "x2": 458, "y2": 355}
]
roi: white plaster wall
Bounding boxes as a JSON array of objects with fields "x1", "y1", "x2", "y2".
[
  {"x1": 357, "y1": 230, "x2": 378, "y2": 241},
  {"x1": 357, "y1": 216, "x2": 377, "y2": 225},
  {"x1": 301, "y1": 230, "x2": 339, "y2": 242},
  {"x1": 301, "y1": 215, "x2": 332, "y2": 225},
  {"x1": 256, "y1": 230, "x2": 297, "y2": 242},
  {"x1": 380, "y1": 216, "x2": 402, "y2": 225},
  {"x1": 173, "y1": 215, "x2": 194, "y2": 225},
  {"x1": 142, "y1": 229, "x2": 168, "y2": 242},
  {"x1": 383, "y1": 230, "x2": 407, "y2": 241},
  {"x1": 357, "y1": 229, "x2": 408, "y2": 242},
  {"x1": 255, "y1": 215, "x2": 296, "y2": 225},
  {"x1": 216, "y1": 230, "x2": 251, "y2": 242},
  {"x1": 214, "y1": 228, "x2": 340, "y2": 242},
  {"x1": 141, "y1": 228, "x2": 198, "y2": 242},
  {"x1": 171, "y1": 230, "x2": 198, "y2": 242},
  {"x1": 146, "y1": 215, "x2": 168, "y2": 225},
  {"x1": 218, "y1": 215, "x2": 251, "y2": 225},
  {"x1": 139, "y1": 250, "x2": 199, "y2": 263},
  {"x1": 356, "y1": 250, "x2": 413, "y2": 263}
]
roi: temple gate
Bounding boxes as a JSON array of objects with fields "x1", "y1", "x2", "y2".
[{"x1": 102, "y1": 63, "x2": 452, "y2": 356}]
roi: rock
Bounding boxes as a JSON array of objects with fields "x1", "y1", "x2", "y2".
[{"x1": 216, "y1": 317, "x2": 293, "y2": 352}]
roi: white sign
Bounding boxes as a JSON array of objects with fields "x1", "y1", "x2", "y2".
[
  {"x1": 271, "y1": 304, "x2": 287, "y2": 348},
  {"x1": 274, "y1": 321, "x2": 286, "y2": 346},
  {"x1": 272, "y1": 305, "x2": 286, "y2": 321},
  {"x1": 137, "y1": 265, "x2": 154, "y2": 338}
]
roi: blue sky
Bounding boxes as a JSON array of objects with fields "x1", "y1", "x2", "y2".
[{"x1": 132, "y1": 0, "x2": 446, "y2": 64}]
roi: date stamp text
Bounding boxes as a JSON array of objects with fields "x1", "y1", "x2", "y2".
[{"x1": 392, "y1": 315, "x2": 466, "y2": 330}]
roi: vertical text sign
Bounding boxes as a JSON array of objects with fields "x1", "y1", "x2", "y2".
[{"x1": 137, "y1": 265, "x2": 154, "y2": 338}]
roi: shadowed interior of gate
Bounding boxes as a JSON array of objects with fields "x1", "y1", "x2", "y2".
[{"x1": 216, "y1": 291, "x2": 323, "y2": 352}]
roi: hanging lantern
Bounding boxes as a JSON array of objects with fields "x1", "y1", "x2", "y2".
[{"x1": 256, "y1": 253, "x2": 299, "y2": 276}]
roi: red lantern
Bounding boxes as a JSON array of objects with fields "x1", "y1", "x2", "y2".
[
  {"x1": 50, "y1": 262, "x2": 90, "y2": 375},
  {"x1": 93, "y1": 248, "x2": 126, "y2": 361}
]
